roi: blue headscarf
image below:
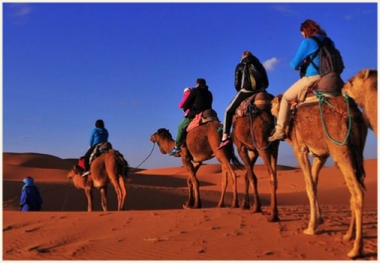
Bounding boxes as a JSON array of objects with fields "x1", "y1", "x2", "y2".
[{"x1": 22, "y1": 176, "x2": 34, "y2": 189}]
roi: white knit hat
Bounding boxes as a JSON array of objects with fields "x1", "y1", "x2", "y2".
[{"x1": 183, "y1": 87, "x2": 191, "y2": 93}]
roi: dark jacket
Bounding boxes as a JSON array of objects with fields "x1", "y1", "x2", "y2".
[
  {"x1": 234, "y1": 55, "x2": 269, "y2": 91},
  {"x1": 182, "y1": 84, "x2": 213, "y2": 119}
]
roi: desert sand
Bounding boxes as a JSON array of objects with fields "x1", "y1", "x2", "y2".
[{"x1": 2, "y1": 152, "x2": 377, "y2": 260}]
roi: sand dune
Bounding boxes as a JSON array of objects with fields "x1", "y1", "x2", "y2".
[{"x1": 2, "y1": 152, "x2": 377, "y2": 260}]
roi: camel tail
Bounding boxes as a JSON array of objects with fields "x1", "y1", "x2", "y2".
[
  {"x1": 114, "y1": 150, "x2": 130, "y2": 179},
  {"x1": 226, "y1": 139, "x2": 244, "y2": 170}
]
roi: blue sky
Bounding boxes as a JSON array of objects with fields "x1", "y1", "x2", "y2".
[{"x1": 3, "y1": 2, "x2": 378, "y2": 169}]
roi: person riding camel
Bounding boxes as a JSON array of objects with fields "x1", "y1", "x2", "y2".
[
  {"x1": 218, "y1": 50, "x2": 269, "y2": 149},
  {"x1": 169, "y1": 78, "x2": 213, "y2": 156}
]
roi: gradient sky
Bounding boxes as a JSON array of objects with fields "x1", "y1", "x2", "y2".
[{"x1": 3, "y1": 2, "x2": 378, "y2": 169}]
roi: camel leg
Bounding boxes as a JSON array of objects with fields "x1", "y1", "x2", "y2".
[
  {"x1": 220, "y1": 160, "x2": 238, "y2": 208},
  {"x1": 216, "y1": 167, "x2": 227, "y2": 208},
  {"x1": 334, "y1": 161, "x2": 364, "y2": 258},
  {"x1": 236, "y1": 147, "x2": 255, "y2": 210},
  {"x1": 182, "y1": 158, "x2": 201, "y2": 209},
  {"x1": 85, "y1": 188, "x2": 93, "y2": 212},
  {"x1": 183, "y1": 162, "x2": 201, "y2": 208},
  {"x1": 294, "y1": 148, "x2": 319, "y2": 235},
  {"x1": 118, "y1": 176, "x2": 127, "y2": 211},
  {"x1": 111, "y1": 180, "x2": 123, "y2": 211},
  {"x1": 99, "y1": 187, "x2": 108, "y2": 212},
  {"x1": 247, "y1": 150, "x2": 261, "y2": 212},
  {"x1": 260, "y1": 148, "x2": 279, "y2": 222},
  {"x1": 343, "y1": 196, "x2": 356, "y2": 241},
  {"x1": 184, "y1": 177, "x2": 195, "y2": 208},
  {"x1": 310, "y1": 155, "x2": 328, "y2": 225}
]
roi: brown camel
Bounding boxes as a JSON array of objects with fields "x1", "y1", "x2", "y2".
[
  {"x1": 342, "y1": 68, "x2": 378, "y2": 137},
  {"x1": 150, "y1": 121, "x2": 243, "y2": 209},
  {"x1": 271, "y1": 90, "x2": 367, "y2": 258},
  {"x1": 231, "y1": 91, "x2": 280, "y2": 222},
  {"x1": 67, "y1": 149, "x2": 129, "y2": 211}
]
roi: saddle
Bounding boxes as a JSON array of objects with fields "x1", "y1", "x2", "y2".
[
  {"x1": 234, "y1": 91, "x2": 274, "y2": 118},
  {"x1": 89, "y1": 142, "x2": 113, "y2": 164},
  {"x1": 293, "y1": 72, "x2": 344, "y2": 109},
  {"x1": 186, "y1": 109, "x2": 219, "y2": 132}
]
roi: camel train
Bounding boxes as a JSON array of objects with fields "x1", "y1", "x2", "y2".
[
  {"x1": 151, "y1": 69, "x2": 376, "y2": 258},
  {"x1": 67, "y1": 143, "x2": 130, "y2": 212},
  {"x1": 66, "y1": 69, "x2": 376, "y2": 259}
]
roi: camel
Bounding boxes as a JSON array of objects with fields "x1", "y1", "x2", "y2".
[
  {"x1": 271, "y1": 89, "x2": 367, "y2": 258},
  {"x1": 342, "y1": 68, "x2": 378, "y2": 137},
  {"x1": 231, "y1": 91, "x2": 280, "y2": 222},
  {"x1": 150, "y1": 120, "x2": 243, "y2": 209},
  {"x1": 67, "y1": 149, "x2": 129, "y2": 211}
]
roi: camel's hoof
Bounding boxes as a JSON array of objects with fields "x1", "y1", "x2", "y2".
[
  {"x1": 303, "y1": 228, "x2": 319, "y2": 235},
  {"x1": 268, "y1": 215, "x2": 280, "y2": 222},
  {"x1": 230, "y1": 203, "x2": 239, "y2": 209},
  {"x1": 240, "y1": 202, "x2": 250, "y2": 210},
  {"x1": 317, "y1": 217, "x2": 324, "y2": 225},
  {"x1": 251, "y1": 207, "x2": 262, "y2": 213},
  {"x1": 216, "y1": 203, "x2": 225, "y2": 208},
  {"x1": 347, "y1": 249, "x2": 363, "y2": 259}
]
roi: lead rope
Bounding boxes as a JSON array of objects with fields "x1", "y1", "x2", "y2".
[
  {"x1": 315, "y1": 91, "x2": 352, "y2": 145},
  {"x1": 61, "y1": 178, "x2": 71, "y2": 211},
  {"x1": 130, "y1": 142, "x2": 156, "y2": 170}
]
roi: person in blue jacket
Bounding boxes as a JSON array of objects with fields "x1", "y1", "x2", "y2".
[
  {"x1": 82, "y1": 119, "x2": 109, "y2": 176},
  {"x1": 19, "y1": 176, "x2": 43, "y2": 211},
  {"x1": 269, "y1": 19, "x2": 333, "y2": 141}
]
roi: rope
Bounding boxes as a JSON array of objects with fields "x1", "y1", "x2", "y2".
[
  {"x1": 61, "y1": 178, "x2": 71, "y2": 211},
  {"x1": 248, "y1": 103, "x2": 273, "y2": 151},
  {"x1": 130, "y1": 142, "x2": 156, "y2": 170},
  {"x1": 315, "y1": 91, "x2": 352, "y2": 145}
]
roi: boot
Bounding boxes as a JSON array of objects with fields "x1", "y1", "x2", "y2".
[{"x1": 268, "y1": 128, "x2": 286, "y2": 142}]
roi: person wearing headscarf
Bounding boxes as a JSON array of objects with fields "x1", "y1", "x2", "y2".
[{"x1": 19, "y1": 176, "x2": 43, "y2": 211}]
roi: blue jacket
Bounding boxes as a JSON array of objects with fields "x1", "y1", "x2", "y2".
[
  {"x1": 89, "y1": 128, "x2": 109, "y2": 146},
  {"x1": 20, "y1": 178, "x2": 43, "y2": 211},
  {"x1": 290, "y1": 34, "x2": 330, "y2": 77}
]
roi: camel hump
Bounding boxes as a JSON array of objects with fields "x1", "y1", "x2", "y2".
[
  {"x1": 186, "y1": 109, "x2": 220, "y2": 133},
  {"x1": 89, "y1": 142, "x2": 113, "y2": 164},
  {"x1": 297, "y1": 73, "x2": 344, "y2": 105},
  {"x1": 235, "y1": 91, "x2": 274, "y2": 117}
]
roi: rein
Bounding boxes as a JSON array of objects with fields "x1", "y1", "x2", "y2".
[{"x1": 314, "y1": 91, "x2": 352, "y2": 145}]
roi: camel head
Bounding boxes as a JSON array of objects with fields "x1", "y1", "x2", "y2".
[
  {"x1": 67, "y1": 165, "x2": 83, "y2": 179},
  {"x1": 342, "y1": 68, "x2": 378, "y2": 99},
  {"x1": 150, "y1": 128, "x2": 174, "y2": 143},
  {"x1": 271, "y1": 94, "x2": 283, "y2": 118}
]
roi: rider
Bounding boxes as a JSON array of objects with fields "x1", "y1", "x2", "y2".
[
  {"x1": 218, "y1": 50, "x2": 269, "y2": 149},
  {"x1": 82, "y1": 119, "x2": 109, "y2": 176},
  {"x1": 169, "y1": 78, "x2": 213, "y2": 156},
  {"x1": 268, "y1": 19, "x2": 332, "y2": 142}
]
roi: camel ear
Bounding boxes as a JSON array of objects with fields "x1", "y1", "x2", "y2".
[{"x1": 364, "y1": 69, "x2": 370, "y2": 80}]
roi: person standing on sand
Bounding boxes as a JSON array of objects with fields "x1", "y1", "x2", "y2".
[{"x1": 19, "y1": 176, "x2": 43, "y2": 211}]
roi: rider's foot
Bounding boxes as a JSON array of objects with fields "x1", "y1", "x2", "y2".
[{"x1": 169, "y1": 146, "x2": 181, "y2": 156}]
